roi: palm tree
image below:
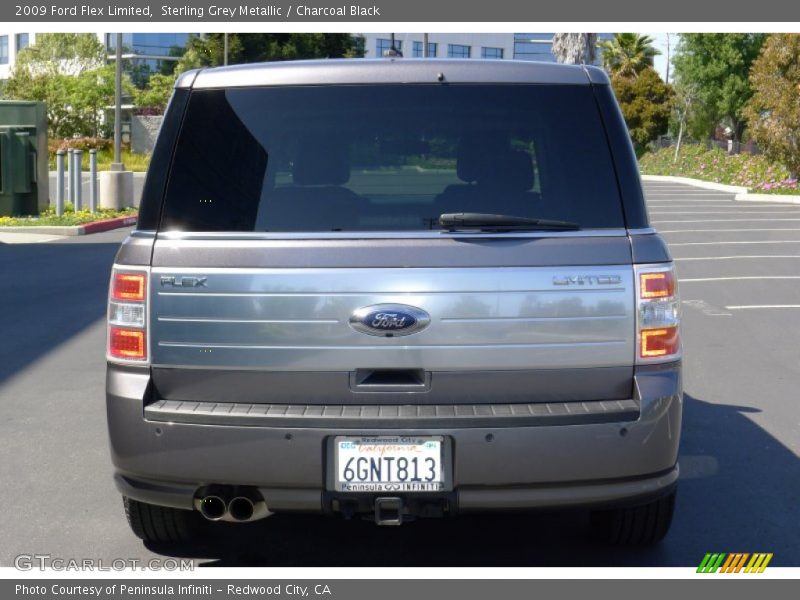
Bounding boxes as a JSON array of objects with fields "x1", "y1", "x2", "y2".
[
  {"x1": 551, "y1": 33, "x2": 598, "y2": 65},
  {"x1": 599, "y1": 33, "x2": 661, "y2": 78}
]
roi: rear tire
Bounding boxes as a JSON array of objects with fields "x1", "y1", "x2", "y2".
[
  {"x1": 123, "y1": 496, "x2": 207, "y2": 544},
  {"x1": 590, "y1": 490, "x2": 676, "y2": 545}
]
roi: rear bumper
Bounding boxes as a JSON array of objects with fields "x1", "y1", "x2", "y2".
[
  {"x1": 106, "y1": 363, "x2": 682, "y2": 513},
  {"x1": 115, "y1": 466, "x2": 678, "y2": 513}
]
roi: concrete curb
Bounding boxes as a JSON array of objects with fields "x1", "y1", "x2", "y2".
[
  {"x1": 641, "y1": 175, "x2": 748, "y2": 194},
  {"x1": 642, "y1": 174, "x2": 800, "y2": 204},
  {"x1": 0, "y1": 215, "x2": 137, "y2": 236}
]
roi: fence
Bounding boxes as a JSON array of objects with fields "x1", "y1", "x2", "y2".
[{"x1": 653, "y1": 136, "x2": 762, "y2": 155}]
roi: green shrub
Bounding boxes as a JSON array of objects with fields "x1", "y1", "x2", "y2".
[{"x1": 640, "y1": 145, "x2": 799, "y2": 193}]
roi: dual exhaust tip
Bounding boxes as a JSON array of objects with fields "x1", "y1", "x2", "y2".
[{"x1": 193, "y1": 486, "x2": 270, "y2": 523}]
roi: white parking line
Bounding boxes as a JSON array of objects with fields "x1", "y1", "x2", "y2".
[
  {"x1": 670, "y1": 240, "x2": 800, "y2": 246},
  {"x1": 660, "y1": 228, "x2": 800, "y2": 233},
  {"x1": 652, "y1": 218, "x2": 800, "y2": 223},
  {"x1": 650, "y1": 211, "x2": 800, "y2": 215},
  {"x1": 725, "y1": 305, "x2": 800, "y2": 310},
  {"x1": 674, "y1": 255, "x2": 800, "y2": 261},
  {"x1": 679, "y1": 276, "x2": 800, "y2": 282}
]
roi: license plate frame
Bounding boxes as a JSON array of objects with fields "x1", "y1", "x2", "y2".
[{"x1": 327, "y1": 435, "x2": 453, "y2": 493}]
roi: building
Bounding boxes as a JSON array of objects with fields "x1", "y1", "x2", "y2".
[
  {"x1": 361, "y1": 33, "x2": 613, "y2": 64},
  {"x1": 0, "y1": 32, "x2": 193, "y2": 85}
]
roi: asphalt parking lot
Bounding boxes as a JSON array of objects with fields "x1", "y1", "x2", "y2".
[{"x1": 1, "y1": 180, "x2": 798, "y2": 568}]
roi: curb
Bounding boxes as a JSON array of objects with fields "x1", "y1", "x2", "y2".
[
  {"x1": 0, "y1": 215, "x2": 137, "y2": 236},
  {"x1": 641, "y1": 175, "x2": 748, "y2": 194},
  {"x1": 642, "y1": 174, "x2": 800, "y2": 204}
]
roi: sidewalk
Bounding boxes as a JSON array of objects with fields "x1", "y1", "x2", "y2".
[
  {"x1": 0, "y1": 232, "x2": 66, "y2": 244},
  {"x1": 641, "y1": 174, "x2": 800, "y2": 204}
]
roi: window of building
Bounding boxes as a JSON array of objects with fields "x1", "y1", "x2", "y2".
[
  {"x1": 513, "y1": 32, "x2": 612, "y2": 65},
  {"x1": 0, "y1": 36, "x2": 9, "y2": 65},
  {"x1": 412, "y1": 41, "x2": 437, "y2": 58},
  {"x1": 376, "y1": 38, "x2": 402, "y2": 57},
  {"x1": 447, "y1": 44, "x2": 471, "y2": 58},
  {"x1": 16, "y1": 33, "x2": 29, "y2": 52},
  {"x1": 481, "y1": 47, "x2": 504, "y2": 59}
]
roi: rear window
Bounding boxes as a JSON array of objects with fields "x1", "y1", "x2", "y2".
[{"x1": 160, "y1": 84, "x2": 624, "y2": 232}]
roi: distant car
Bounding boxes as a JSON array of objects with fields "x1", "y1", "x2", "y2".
[{"x1": 106, "y1": 58, "x2": 682, "y2": 545}]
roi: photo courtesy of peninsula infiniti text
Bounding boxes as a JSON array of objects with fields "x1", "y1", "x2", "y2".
[{"x1": 105, "y1": 58, "x2": 682, "y2": 546}]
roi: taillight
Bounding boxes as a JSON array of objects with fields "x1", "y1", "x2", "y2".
[
  {"x1": 108, "y1": 268, "x2": 148, "y2": 362},
  {"x1": 635, "y1": 264, "x2": 680, "y2": 363},
  {"x1": 112, "y1": 272, "x2": 146, "y2": 301}
]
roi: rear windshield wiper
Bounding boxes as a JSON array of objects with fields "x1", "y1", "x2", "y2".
[{"x1": 439, "y1": 213, "x2": 580, "y2": 232}]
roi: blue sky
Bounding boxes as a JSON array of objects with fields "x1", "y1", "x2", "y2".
[{"x1": 645, "y1": 32, "x2": 674, "y2": 82}]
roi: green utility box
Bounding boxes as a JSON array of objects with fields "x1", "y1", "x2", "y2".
[{"x1": 0, "y1": 101, "x2": 49, "y2": 216}]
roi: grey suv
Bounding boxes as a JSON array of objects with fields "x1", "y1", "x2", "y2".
[{"x1": 106, "y1": 59, "x2": 682, "y2": 546}]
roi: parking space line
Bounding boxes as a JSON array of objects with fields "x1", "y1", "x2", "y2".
[
  {"x1": 674, "y1": 255, "x2": 800, "y2": 261},
  {"x1": 659, "y1": 228, "x2": 800, "y2": 233},
  {"x1": 670, "y1": 240, "x2": 800, "y2": 246},
  {"x1": 679, "y1": 276, "x2": 800, "y2": 282},
  {"x1": 651, "y1": 211, "x2": 800, "y2": 215},
  {"x1": 725, "y1": 305, "x2": 800, "y2": 310},
  {"x1": 652, "y1": 218, "x2": 800, "y2": 224}
]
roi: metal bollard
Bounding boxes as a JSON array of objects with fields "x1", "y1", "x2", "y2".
[
  {"x1": 89, "y1": 149, "x2": 98, "y2": 213},
  {"x1": 67, "y1": 149, "x2": 74, "y2": 206},
  {"x1": 74, "y1": 149, "x2": 83, "y2": 211},
  {"x1": 55, "y1": 150, "x2": 65, "y2": 216}
]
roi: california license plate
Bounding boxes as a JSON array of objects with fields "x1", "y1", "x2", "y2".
[{"x1": 332, "y1": 436, "x2": 449, "y2": 492}]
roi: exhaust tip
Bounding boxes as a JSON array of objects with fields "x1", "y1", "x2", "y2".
[
  {"x1": 228, "y1": 496, "x2": 255, "y2": 522},
  {"x1": 198, "y1": 495, "x2": 227, "y2": 521}
]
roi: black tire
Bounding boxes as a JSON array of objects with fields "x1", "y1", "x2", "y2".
[
  {"x1": 123, "y1": 496, "x2": 208, "y2": 544},
  {"x1": 590, "y1": 490, "x2": 676, "y2": 545}
]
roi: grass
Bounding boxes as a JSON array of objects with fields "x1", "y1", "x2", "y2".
[
  {"x1": 48, "y1": 149, "x2": 151, "y2": 172},
  {"x1": 639, "y1": 145, "x2": 800, "y2": 195},
  {"x1": 0, "y1": 205, "x2": 137, "y2": 227}
]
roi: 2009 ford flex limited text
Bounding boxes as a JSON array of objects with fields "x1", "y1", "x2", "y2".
[{"x1": 106, "y1": 59, "x2": 682, "y2": 546}]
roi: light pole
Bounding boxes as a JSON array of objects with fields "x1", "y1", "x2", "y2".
[
  {"x1": 224, "y1": 33, "x2": 229, "y2": 66},
  {"x1": 113, "y1": 32, "x2": 124, "y2": 171}
]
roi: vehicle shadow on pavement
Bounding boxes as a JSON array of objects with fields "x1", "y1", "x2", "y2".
[
  {"x1": 144, "y1": 392, "x2": 800, "y2": 567},
  {"x1": 0, "y1": 240, "x2": 120, "y2": 386}
]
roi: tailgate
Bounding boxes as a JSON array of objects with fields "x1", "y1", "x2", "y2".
[{"x1": 148, "y1": 236, "x2": 635, "y2": 405}]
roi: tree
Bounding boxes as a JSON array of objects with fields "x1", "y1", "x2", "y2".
[
  {"x1": 599, "y1": 33, "x2": 661, "y2": 79},
  {"x1": 3, "y1": 33, "x2": 132, "y2": 138},
  {"x1": 133, "y1": 73, "x2": 177, "y2": 112},
  {"x1": 672, "y1": 33, "x2": 766, "y2": 142},
  {"x1": 551, "y1": 33, "x2": 598, "y2": 65},
  {"x1": 175, "y1": 33, "x2": 364, "y2": 73},
  {"x1": 611, "y1": 67, "x2": 673, "y2": 155},
  {"x1": 672, "y1": 82, "x2": 700, "y2": 162},
  {"x1": 11, "y1": 33, "x2": 105, "y2": 76},
  {"x1": 745, "y1": 34, "x2": 800, "y2": 178}
]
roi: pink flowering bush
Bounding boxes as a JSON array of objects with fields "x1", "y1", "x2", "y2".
[{"x1": 639, "y1": 145, "x2": 799, "y2": 194}]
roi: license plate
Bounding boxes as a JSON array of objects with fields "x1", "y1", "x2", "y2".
[{"x1": 332, "y1": 436, "x2": 448, "y2": 492}]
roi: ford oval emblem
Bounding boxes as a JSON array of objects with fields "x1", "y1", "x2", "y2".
[{"x1": 349, "y1": 304, "x2": 431, "y2": 337}]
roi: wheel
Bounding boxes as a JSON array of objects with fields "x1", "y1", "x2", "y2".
[
  {"x1": 590, "y1": 490, "x2": 676, "y2": 545},
  {"x1": 123, "y1": 496, "x2": 208, "y2": 544}
]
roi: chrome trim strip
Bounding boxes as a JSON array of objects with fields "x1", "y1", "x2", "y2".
[
  {"x1": 157, "y1": 317, "x2": 340, "y2": 324},
  {"x1": 156, "y1": 340, "x2": 627, "y2": 350},
  {"x1": 155, "y1": 228, "x2": 629, "y2": 241},
  {"x1": 155, "y1": 288, "x2": 625, "y2": 297}
]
